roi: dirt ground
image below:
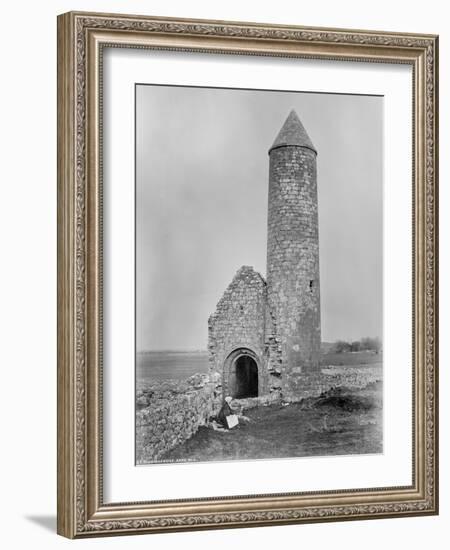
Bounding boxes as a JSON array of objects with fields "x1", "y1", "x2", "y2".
[{"x1": 161, "y1": 381, "x2": 383, "y2": 463}]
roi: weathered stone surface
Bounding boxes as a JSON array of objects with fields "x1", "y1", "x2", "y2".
[
  {"x1": 208, "y1": 266, "x2": 267, "y2": 396},
  {"x1": 266, "y1": 143, "x2": 321, "y2": 380},
  {"x1": 208, "y1": 110, "x2": 321, "y2": 402},
  {"x1": 282, "y1": 365, "x2": 382, "y2": 403},
  {"x1": 269, "y1": 109, "x2": 317, "y2": 154},
  {"x1": 136, "y1": 373, "x2": 222, "y2": 464},
  {"x1": 229, "y1": 393, "x2": 282, "y2": 413}
]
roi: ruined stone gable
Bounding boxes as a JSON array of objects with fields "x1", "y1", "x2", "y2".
[{"x1": 208, "y1": 266, "x2": 268, "y2": 398}]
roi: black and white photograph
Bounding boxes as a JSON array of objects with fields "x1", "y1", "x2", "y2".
[{"x1": 135, "y1": 84, "x2": 383, "y2": 465}]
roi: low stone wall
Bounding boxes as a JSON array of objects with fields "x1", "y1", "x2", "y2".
[
  {"x1": 322, "y1": 364, "x2": 382, "y2": 389},
  {"x1": 283, "y1": 364, "x2": 382, "y2": 402},
  {"x1": 136, "y1": 365, "x2": 382, "y2": 462},
  {"x1": 229, "y1": 392, "x2": 281, "y2": 413},
  {"x1": 136, "y1": 373, "x2": 222, "y2": 464},
  {"x1": 227, "y1": 365, "x2": 382, "y2": 409}
]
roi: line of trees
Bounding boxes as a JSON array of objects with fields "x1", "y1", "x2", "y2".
[{"x1": 333, "y1": 337, "x2": 382, "y2": 354}]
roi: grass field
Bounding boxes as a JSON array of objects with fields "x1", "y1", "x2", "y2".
[
  {"x1": 162, "y1": 382, "x2": 383, "y2": 462},
  {"x1": 137, "y1": 351, "x2": 208, "y2": 383}
]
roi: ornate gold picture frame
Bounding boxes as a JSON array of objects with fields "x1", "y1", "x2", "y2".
[{"x1": 57, "y1": 11, "x2": 438, "y2": 538}]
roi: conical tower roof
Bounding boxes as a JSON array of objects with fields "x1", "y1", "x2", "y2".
[{"x1": 269, "y1": 109, "x2": 317, "y2": 154}]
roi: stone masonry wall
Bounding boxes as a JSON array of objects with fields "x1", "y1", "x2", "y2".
[
  {"x1": 208, "y1": 266, "x2": 267, "y2": 397},
  {"x1": 136, "y1": 373, "x2": 221, "y2": 464},
  {"x1": 282, "y1": 364, "x2": 382, "y2": 403},
  {"x1": 136, "y1": 366, "x2": 381, "y2": 463},
  {"x1": 266, "y1": 145, "x2": 321, "y2": 391}
]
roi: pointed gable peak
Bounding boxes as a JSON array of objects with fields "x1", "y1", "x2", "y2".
[{"x1": 269, "y1": 109, "x2": 317, "y2": 154}]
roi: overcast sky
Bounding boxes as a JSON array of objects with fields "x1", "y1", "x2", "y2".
[{"x1": 136, "y1": 84, "x2": 383, "y2": 351}]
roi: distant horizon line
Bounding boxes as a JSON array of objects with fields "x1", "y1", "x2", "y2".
[{"x1": 138, "y1": 338, "x2": 382, "y2": 354}]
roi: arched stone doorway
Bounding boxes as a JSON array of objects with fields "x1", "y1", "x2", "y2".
[
  {"x1": 233, "y1": 355, "x2": 258, "y2": 398},
  {"x1": 224, "y1": 348, "x2": 260, "y2": 399}
]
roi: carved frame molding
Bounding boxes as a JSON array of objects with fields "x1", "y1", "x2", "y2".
[{"x1": 57, "y1": 11, "x2": 438, "y2": 538}]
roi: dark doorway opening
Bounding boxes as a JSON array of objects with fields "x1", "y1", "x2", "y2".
[{"x1": 232, "y1": 355, "x2": 258, "y2": 398}]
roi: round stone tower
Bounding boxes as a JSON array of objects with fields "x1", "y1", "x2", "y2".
[{"x1": 266, "y1": 109, "x2": 321, "y2": 386}]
